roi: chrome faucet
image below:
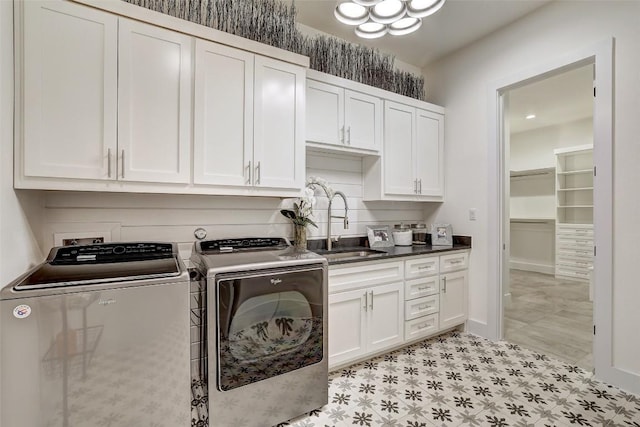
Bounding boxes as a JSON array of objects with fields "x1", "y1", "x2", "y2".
[
  {"x1": 328, "y1": 191, "x2": 349, "y2": 251},
  {"x1": 305, "y1": 180, "x2": 349, "y2": 251}
]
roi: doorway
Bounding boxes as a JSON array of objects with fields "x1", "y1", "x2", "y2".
[{"x1": 502, "y1": 65, "x2": 595, "y2": 370}]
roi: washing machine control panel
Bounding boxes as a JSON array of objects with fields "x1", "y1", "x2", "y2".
[{"x1": 51, "y1": 242, "x2": 174, "y2": 264}]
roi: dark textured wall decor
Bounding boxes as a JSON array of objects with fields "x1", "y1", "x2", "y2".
[{"x1": 122, "y1": 0, "x2": 426, "y2": 100}]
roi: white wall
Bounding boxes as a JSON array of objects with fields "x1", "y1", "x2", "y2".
[
  {"x1": 424, "y1": 0, "x2": 640, "y2": 390},
  {"x1": 0, "y1": 0, "x2": 43, "y2": 286},
  {"x1": 510, "y1": 118, "x2": 593, "y2": 171},
  {"x1": 36, "y1": 152, "x2": 427, "y2": 260}
]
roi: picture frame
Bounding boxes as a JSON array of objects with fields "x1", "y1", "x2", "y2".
[
  {"x1": 367, "y1": 225, "x2": 395, "y2": 248},
  {"x1": 431, "y1": 223, "x2": 453, "y2": 247}
]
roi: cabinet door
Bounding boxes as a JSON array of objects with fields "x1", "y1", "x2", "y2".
[
  {"x1": 253, "y1": 56, "x2": 305, "y2": 189},
  {"x1": 328, "y1": 289, "x2": 367, "y2": 367},
  {"x1": 384, "y1": 101, "x2": 416, "y2": 196},
  {"x1": 415, "y1": 109, "x2": 444, "y2": 198},
  {"x1": 193, "y1": 40, "x2": 254, "y2": 186},
  {"x1": 344, "y1": 90, "x2": 381, "y2": 152},
  {"x1": 306, "y1": 80, "x2": 344, "y2": 146},
  {"x1": 367, "y1": 282, "x2": 404, "y2": 354},
  {"x1": 439, "y1": 270, "x2": 468, "y2": 329},
  {"x1": 118, "y1": 19, "x2": 192, "y2": 183},
  {"x1": 22, "y1": 1, "x2": 117, "y2": 180}
]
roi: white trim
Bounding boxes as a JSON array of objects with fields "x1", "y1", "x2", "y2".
[
  {"x1": 509, "y1": 262, "x2": 554, "y2": 275},
  {"x1": 487, "y1": 38, "x2": 635, "y2": 393},
  {"x1": 465, "y1": 319, "x2": 489, "y2": 338}
]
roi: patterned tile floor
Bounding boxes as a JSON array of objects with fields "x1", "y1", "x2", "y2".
[{"x1": 279, "y1": 331, "x2": 640, "y2": 427}]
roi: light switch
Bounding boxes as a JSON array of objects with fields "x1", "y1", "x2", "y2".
[{"x1": 469, "y1": 208, "x2": 477, "y2": 221}]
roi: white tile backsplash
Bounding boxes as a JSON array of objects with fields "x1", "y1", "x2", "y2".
[{"x1": 39, "y1": 152, "x2": 429, "y2": 259}]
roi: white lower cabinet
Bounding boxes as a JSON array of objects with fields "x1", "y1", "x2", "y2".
[
  {"x1": 328, "y1": 250, "x2": 469, "y2": 369},
  {"x1": 439, "y1": 270, "x2": 468, "y2": 330},
  {"x1": 328, "y1": 282, "x2": 403, "y2": 367}
]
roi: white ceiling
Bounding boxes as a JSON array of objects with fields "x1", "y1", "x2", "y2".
[
  {"x1": 290, "y1": 0, "x2": 553, "y2": 68},
  {"x1": 507, "y1": 64, "x2": 594, "y2": 134}
]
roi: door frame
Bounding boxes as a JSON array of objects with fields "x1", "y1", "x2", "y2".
[{"x1": 487, "y1": 39, "x2": 617, "y2": 385}]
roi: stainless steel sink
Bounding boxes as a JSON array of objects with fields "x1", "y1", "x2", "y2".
[{"x1": 315, "y1": 248, "x2": 387, "y2": 261}]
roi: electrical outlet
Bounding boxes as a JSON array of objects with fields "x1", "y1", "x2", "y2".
[
  {"x1": 54, "y1": 231, "x2": 110, "y2": 247},
  {"x1": 469, "y1": 208, "x2": 477, "y2": 221},
  {"x1": 62, "y1": 237, "x2": 105, "y2": 246}
]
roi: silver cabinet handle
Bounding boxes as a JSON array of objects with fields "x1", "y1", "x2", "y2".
[
  {"x1": 107, "y1": 148, "x2": 112, "y2": 178},
  {"x1": 341, "y1": 126, "x2": 345, "y2": 144},
  {"x1": 369, "y1": 290, "x2": 373, "y2": 310},
  {"x1": 418, "y1": 286, "x2": 428, "y2": 291},
  {"x1": 414, "y1": 179, "x2": 418, "y2": 194},
  {"x1": 363, "y1": 292, "x2": 368, "y2": 312},
  {"x1": 246, "y1": 161, "x2": 252, "y2": 185},
  {"x1": 347, "y1": 126, "x2": 351, "y2": 145},
  {"x1": 255, "y1": 161, "x2": 261, "y2": 185},
  {"x1": 443, "y1": 277, "x2": 447, "y2": 293},
  {"x1": 121, "y1": 149, "x2": 125, "y2": 179},
  {"x1": 418, "y1": 179, "x2": 422, "y2": 194}
]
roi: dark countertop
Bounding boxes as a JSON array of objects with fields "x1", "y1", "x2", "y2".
[{"x1": 309, "y1": 235, "x2": 471, "y2": 266}]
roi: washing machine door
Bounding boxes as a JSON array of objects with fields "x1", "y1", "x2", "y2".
[{"x1": 215, "y1": 265, "x2": 324, "y2": 391}]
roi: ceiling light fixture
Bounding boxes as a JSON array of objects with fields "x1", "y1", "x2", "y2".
[
  {"x1": 335, "y1": 0, "x2": 445, "y2": 38},
  {"x1": 525, "y1": 114, "x2": 536, "y2": 120}
]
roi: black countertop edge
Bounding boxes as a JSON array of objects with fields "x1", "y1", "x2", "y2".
[{"x1": 308, "y1": 235, "x2": 471, "y2": 266}]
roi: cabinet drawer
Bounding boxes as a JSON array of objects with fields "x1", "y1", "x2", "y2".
[
  {"x1": 405, "y1": 256, "x2": 439, "y2": 279},
  {"x1": 557, "y1": 236, "x2": 593, "y2": 249},
  {"x1": 405, "y1": 277, "x2": 439, "y2": 300},
  {"x1": 404, "y1": 314, "x2": 438, "y2": 341},
  {"x1": 557, "y1": 247, "x2": 593, "y2": 259},
  {"x1": 404, "y1": 295, "x2": 439, "y2": 321},
  {"x1": 557, "y1": 224, "x2": 593, "y2": 236},
  {"x1": 329, "y1": 260, "x2": 403, "y2": 293},
  {"x1": 556, "y1": 266, "x2": 591, "y2": 281},
  {"x1": 556, "y1": 258, "x2": 592, "y2": 271},
  {"x1": 439, "y1": 252, "x2": 468, "y2": 273}
]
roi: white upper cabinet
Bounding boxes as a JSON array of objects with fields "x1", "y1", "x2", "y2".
[
  {"x1": 193, "y1": 40, "x2": 254, "y2": 187},
  {"x1": 364, "y1": 100, "x2": 445, "y2": 202},
  {"x1": 16, "y1": 0, "x2": 308, "y2": 195},
  {"x1": 306, "y1": 80, "x2": 344, "y2": 146},
  {"x1": 21, "y1": 1, "x2": 118, "y2": 180},
  {"x1": 253, "y1": 56, "x2": 305, "y2": 190},
  {"x1": 118, "y1": 19, "x2": 192, "y2": 184},
  {"x1": 415, "y1": 108, "x2": 444, "y2": 197},
  {"x1": 383, "y1": 102, "x2": 415, "y2": 195},
  {"x1": 306, "y1": 77, "x2": 381, "y2": 154},
  {"x1": 344, "y1": 90, "x2": 382, "y2": 151},
  {"x1": 194, "y1": 45, "x2": 304, "y2": 191}
]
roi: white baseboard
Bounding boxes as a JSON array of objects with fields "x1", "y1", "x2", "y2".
[
  {"x1": 510, "y1": 260, "x2": 554, "y2": 275},
  {"x1": 466, "y1": 319, "x2": 494, "y2": 340}
]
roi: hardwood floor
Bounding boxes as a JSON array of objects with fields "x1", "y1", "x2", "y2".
[{"x1": 504, "y1": 269, "x2": 593, "y2": 371}]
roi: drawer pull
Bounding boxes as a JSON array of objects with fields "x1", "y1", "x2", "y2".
[
  {"x1": 417, "y1": 323, "x2": 430, "y2": 330},
  {"x1": 450, "y1": 260, "x2": 463, "y2": 264},
  {"x1": 418, "y1": 265, "x2": 432, "y2": 270},
  {"x1": 417, "y1": 286, "x2": 428, "y2": 291},
  {"x1": 417, "y1": 304, "x2": 430, "y2": 310}
]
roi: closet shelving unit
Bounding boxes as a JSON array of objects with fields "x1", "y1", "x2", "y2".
[{"x1": 554, "y1": 144, "x2": 593, "y2": 282}]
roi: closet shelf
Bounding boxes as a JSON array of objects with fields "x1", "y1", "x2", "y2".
[
  {"x1": 510, "y1": 167, "x2": 555, "y2": 178},
  {"x1": 557, "y1": 187, "x2": 593, "y2": 192},
  {"x1": 557, "y1": 169, "x2": 592, "y2": 176}
]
